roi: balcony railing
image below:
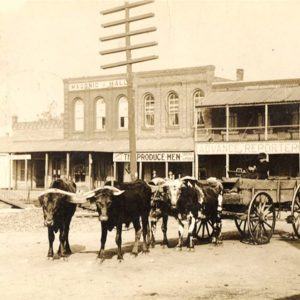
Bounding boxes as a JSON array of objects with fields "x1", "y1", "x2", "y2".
[{"x1": 196, "y1": 124, "x2": 300, "y2": 142}]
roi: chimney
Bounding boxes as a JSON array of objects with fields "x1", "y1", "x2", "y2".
[{"x1": 236, "y1": 69, "x2": 244, "y2": 81}]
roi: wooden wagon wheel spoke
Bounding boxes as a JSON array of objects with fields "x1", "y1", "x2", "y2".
[
  {"x1": 195, "y1": 218, "x2": 214, "y2": 240},
  {"x1": 291, "y1": 186, "x2": 300, "y2": 239},
  {"x1": 234, "y1": 217, "x2": 249, "y2": 237},
  {"x1": 261, "y1": 219, "x2": 273, "y2": 229},
  {"x1": 248, "y1": 191, "x2": 275, "y2": 245}
]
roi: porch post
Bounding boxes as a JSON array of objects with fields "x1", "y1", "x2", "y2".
[
  {"x1": 88, "y1": 153, "x2": 92, "y2": 189},
  {"x1": 139, "y1": 162, "x2": 142, "y2": 179},
  {"x1": 298, "y1": 103, "x2": 300, "y2": 176},
  {"x1": 25, "y1": 159, "x2": 28, "y2": 191},
  {"x1": 226, "y1": 154, "x2": 229, "y2": 178},
  {"x1": 226, "y1": 105, "x2": 229, "y2": 142},
  {"x1": 9, "y1": 154, "x2": 12, "y2": 190},
  {"x1": 265, "y1": 104, "x2": 268, "y2": 140},
  {"x1": 113, "y1": 162, "x2": 117, "y2": 180},
  {"x1": 66, "y1": 153, "x2": 70, "y2": 179},
  {"x1": 165, "y1": 162, "x2": 168, "y2": 178},
  {"x1": 44, "y1": 153, "x2": 48, "y2": 188}
]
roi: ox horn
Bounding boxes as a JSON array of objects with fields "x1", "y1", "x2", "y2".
[
  {"x1": 38, "y1": 188, "x2": 77, "y2": 198},
  {"x1": 181, "y1": 176, "x2": 198, "y2": 182},
  {"x1": 38, "y1": 188, "x2": 87, "y2": 204},
  {"x1": 147, "y1": 183, "x2": 160, "y2": 194},
  {"x1": 103, "y1": 185, "x2": 124, "y2": 196}
]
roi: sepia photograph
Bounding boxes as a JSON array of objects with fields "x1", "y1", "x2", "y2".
[{"x1": 0, "y1": 0, "x2": 300, "y2": 299}]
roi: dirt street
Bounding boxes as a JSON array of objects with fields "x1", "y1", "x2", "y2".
[{"x1": 0, "y1": 206, "x2": 299, "y2": 300}]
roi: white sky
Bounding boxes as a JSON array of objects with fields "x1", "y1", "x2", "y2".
[{"x1": 1, "y1": 0, "x2": 300, "y2": 133}]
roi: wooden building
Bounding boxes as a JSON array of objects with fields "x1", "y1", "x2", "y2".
[{"x1": 195, "y1": 75, "x2": 300, "y2": 179}]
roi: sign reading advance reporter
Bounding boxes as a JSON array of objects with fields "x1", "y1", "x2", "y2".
[
  {"x1": 69, "y1": 79, "x2": 127, "y2": 91},
  {"x1": 113, "y1": 152, "x2": 194, "y2": 162},
  {"x1": 196, "y1": 141, "x2": 300, "y2": 155}
]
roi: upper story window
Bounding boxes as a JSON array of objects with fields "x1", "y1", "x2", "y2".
[
  {"x1": 194, "y1": 89, "x2": 205, "y2": 127},
  {"x1": 74, "y1": 98, "x2": 84, "y2": 131},
  {"x1": 144, "y1": 93, "x2": 155, "y2": 127},
  {"x1": 119, "y1": 96, "x2": 128, "y2": 129},
  {"x1": 168, "y1": 92, "x2": 179, "y2": 126},
  {"x1": 96, "y1": 98, "x2": 106, "y2": 130},
  {"x1": 229, "y1": 112, "x2": 237, "y2": 128}
]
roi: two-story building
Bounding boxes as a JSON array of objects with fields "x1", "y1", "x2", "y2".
[
  {"x1": 195, "y1": 72, "x2": 300, "y2": 179},
  {"x1": 0, "y1": 65, "x2": 215, "y2": 191}
]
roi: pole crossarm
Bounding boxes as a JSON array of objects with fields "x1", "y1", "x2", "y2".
[
  {"x1": 101, "y1": 55, "x2": 158, "y2": 69},
  {"x1": 102, "y1": 13, "x2": 154, "y2": 28},
  {"x1": 100, "y1": 27, "x2": 157, "y2": 42},
  {"x1": 100, "y1": 41, "x2": 158, "y2": 55},
  {"x1": 100, "y1": 0, "x2": 154, "y2": 15}
]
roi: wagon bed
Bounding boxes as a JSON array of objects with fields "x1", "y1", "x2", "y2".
[{"x1": 195, "y1": 177, "x2": 300, "y2": 245}]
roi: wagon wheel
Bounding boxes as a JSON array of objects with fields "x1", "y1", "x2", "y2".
[
  {"x1": 195, "y1": 218, "x2": 214, "y2": 240},
  {"x1": 291, "y1": 184, "x2": 300, "y2": 238},
  {"x1": 234, "y1": 216, "x2": 249, "y2": 237},
  {"x1": 247, "y1": 192, "x2": 276, "y2": 245}
]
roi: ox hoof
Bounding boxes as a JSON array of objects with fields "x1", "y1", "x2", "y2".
[
  {"x1": 97, "y1": 251, "x2": 105, "y2": 261},
  {"x1": 176, "y1": 246, "x2": 182, "y2": 251},
  {"x1": 53, "y1": 253, "x2": 61, "y2": 260},
  {"x1": 188, "y1": 247, "x2": 195, "y2": 252}
]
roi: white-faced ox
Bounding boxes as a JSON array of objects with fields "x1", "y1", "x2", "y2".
[
  {"x1": 86, "y1": 180, "x2": 152, "y2": 261},
  {"x1": 38, "y1": 178, "x2": 82, "y2": 259},
  {"x1": 162, "y1": 177, "x2": 200, "y2": 250},
  {"x1": 149, "y1": 176, "x2": 224, "y2": 250}
]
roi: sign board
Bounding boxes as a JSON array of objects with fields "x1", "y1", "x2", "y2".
[
  {"x1": 12, "y1": 154, "x2": 31, "y2": 160},
  {"x1": 113, "y1": 152, "x2": 194, "y2": 162},
  {"x1": 69, "y1": 79, "x2": 127, "y2": 91},
  {"x1": 196, "y1": 141, "x2": 300, "y2": 155}
]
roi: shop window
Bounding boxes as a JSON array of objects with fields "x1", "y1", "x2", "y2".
[
  {"x1": 119, "y1": 96, "x2": 128, "y2": 129},
  {"x1": 96, "y1": 97, "x2": 106, "y2": 130},
  {"x1": 168, "y1": 92, "x2": 179, "y2": 126},
  {"x1": 144, "y1": 94, "x2": 155, "y2": 127},
  {"x1": 74, "y1": 164, "x2": 86, "y2": 182},
  {"x1": 74, "y1": 99, "x2": 84, "y2": 131}
]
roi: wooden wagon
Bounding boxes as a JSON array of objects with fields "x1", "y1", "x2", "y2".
[{"x1": 195, "y1": 177, "x2": 300, "y2": 244}]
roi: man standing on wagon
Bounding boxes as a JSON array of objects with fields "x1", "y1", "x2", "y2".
[{"x1": 248, "y1": 152, "x2": 269, "y2": 179}]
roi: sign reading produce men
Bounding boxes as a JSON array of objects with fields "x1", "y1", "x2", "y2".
[{"x1": 113, "y1": 152, "x2": 194, "y2": 162}]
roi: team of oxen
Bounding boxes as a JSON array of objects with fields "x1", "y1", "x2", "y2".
[{"x1": 37, "y1": 176, "x2": 223, "y2": 261}]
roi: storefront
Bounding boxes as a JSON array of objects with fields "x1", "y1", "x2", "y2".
[
  {"x1": 113, "y1": 152, "x2": 194, "y2": 182},
  {"x1": 196, "y1": 141, "x2": 300, "y2": 179}
]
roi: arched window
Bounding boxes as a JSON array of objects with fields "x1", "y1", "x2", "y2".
[
  {"x1": 119, "y1": 96, "x2": 128, "y2": 129},
  {"x1": 74, "y1": 99, "x2": 84, "y2": 131},
  {"x1": 96, "y1": 98, "x2": 106, "y2": 130},
  {"x1": 194, "y1": 89, "x2": 205, "y2": 127},
  {"x1": 144, "y1": 93, "x2": 155, "y2": 127},
  {"x1": 168, "y1": 92, "x2": 179, "y2": 126}
]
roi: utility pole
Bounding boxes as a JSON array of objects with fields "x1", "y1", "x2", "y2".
[{"x1": 100, "y1": 0, "x2": 158, "y2": 182}]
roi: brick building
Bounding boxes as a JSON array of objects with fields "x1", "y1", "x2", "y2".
[{"x1": 0, "y1": 65, "x2": 215, "y2": 191}]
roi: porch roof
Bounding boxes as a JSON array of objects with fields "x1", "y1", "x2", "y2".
[
  {"x1": 197, "y1": 86, "x2": 300, "y2": 107},
  {"x1": 0, "y1": 137, "x2": 194, "y2": 153}
]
